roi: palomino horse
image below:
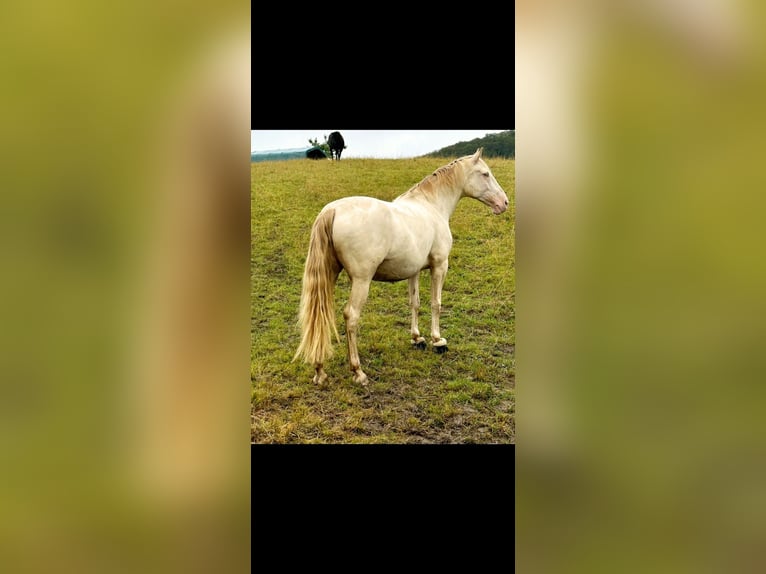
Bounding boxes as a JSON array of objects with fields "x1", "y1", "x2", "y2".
[{"x1": 293, "y1": 148, "x2": 509, "y2": 386}]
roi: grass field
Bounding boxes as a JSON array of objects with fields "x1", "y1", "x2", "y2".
[{"x1": 251, "y1": 156, "x2": 515, "y2": 443}]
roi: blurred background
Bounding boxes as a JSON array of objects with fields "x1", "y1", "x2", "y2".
[
  {"x1": 516, "y1": 0, "x2": 766, "y2": 572},
  {"x1": 0, "y1": 1, "x2": 250, "y2": 572}
]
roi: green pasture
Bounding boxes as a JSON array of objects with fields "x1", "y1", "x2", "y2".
[{"x1": 251, "y1": 156, "x2": 515, "y2": 443}]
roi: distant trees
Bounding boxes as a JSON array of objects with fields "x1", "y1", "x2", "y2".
[{"x1": 426, "y1": 130, "x2": 515, "y2": 159}]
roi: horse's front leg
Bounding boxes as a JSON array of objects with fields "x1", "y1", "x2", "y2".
[
  {"x1": 408, "y1": 273, "x2": 426, "y2": 350},
  {"x1": 344, "y1": 277, "x2": 371, "y2": 385},
  {"x1": 430, "y1": 259, "x2": 449, "y2": 353}
]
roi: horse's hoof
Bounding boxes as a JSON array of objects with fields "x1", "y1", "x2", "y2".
[
  {"x1": 433, "y1": 338, "x2": 447, "y2": 353},
  {"x1": 413, "y1": 340, "x2": 427, "y2": 350},
  {"x1": 353, "y1": 371, "x2": 368, "y2": 386}
]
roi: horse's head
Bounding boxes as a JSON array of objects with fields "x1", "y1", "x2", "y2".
[{"x1": 461, "y1": 148, "x2": 509, "y2": 215}]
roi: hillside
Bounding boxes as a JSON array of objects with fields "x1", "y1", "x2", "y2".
[{"x1": 425, "y1": 130, "x2": 515, "y2": 159}]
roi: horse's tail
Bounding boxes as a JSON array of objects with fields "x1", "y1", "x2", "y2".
[{"x1": 293, "y1": 208, "x2": 342, "y2": 365}]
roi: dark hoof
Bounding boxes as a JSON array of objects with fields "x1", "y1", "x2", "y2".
[
  {"x1": 434, "y1": 345, "x2": 448, "y2": 354},
  {"x1": 413, "y1": 341, "x2": 427, "y2": 350}
]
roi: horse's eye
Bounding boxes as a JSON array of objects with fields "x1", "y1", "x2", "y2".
[{"x1": 482, "y1": 172, "x2": 489, "y2": 177}]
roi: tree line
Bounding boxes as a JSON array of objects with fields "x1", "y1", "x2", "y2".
[{"x1": 425, "y1": 130, "x2": 515, "y2": 159}]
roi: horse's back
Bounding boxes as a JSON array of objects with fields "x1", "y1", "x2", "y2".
[{"x1": 325, "y1": 196, "x2": 396, "y2": 249}]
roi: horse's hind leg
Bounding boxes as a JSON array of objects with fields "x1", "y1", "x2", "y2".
[
  {"x1": 408, "y1": 273, "x2": 426, "y2": 350},
  {"x1": 344, "y1": 277, "x2": 371, "y2": 385},
  {"x1": 313, "y1": 363, "x2": 328, "y2": 387}
]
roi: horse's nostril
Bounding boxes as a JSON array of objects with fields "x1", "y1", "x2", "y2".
[{"x1": 504, "y1": 199, "x2": 509, "y2": 206}]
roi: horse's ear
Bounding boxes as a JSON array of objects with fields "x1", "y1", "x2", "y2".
[{"x1": 472, "y1": 148, "x2": 483, "y2": 163}]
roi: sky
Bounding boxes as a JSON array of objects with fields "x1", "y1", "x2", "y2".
[{"x1": 250, "y1": 130, "x2": 508, "y2": 159}]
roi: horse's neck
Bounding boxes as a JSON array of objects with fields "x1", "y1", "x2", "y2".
[
  {"x1": 400, "y1": 181, "x2": 462, "y2": 221},
  {"x1": 435, "y1": 186, "x2": 463, "y2": 220}
]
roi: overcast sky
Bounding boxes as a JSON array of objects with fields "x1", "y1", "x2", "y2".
[{"x1": 250, "y1": 130, "x2": 508, "y2": 159}]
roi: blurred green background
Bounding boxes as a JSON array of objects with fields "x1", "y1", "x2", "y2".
[
  {"x1": 516, "y1": 1, "x2": 766, "y2": 572},
  {"x1": 0, "y1": 1, "x2": 250, "y2": 572}
]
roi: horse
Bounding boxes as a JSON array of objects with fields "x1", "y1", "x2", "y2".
[
  {"x1": 328, "y1": 131, "x2": 345, "y2": 161},
  {"x1": 293, "y1": 148, "x2": 509, "y2": 386}
]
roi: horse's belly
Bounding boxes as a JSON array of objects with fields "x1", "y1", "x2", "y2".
[{"x1": 373, "y1": 257, "x2": 427, "y2": 282}]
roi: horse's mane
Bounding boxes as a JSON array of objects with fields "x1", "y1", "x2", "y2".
[{"x1": 395, "y1": 156, "x2": 465, "y2": 201}]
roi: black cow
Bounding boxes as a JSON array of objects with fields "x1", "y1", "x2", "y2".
[
  {"x1": 328, "y1": 131, "x2": 346, "y2": 161},
  {"x1": 306, "y1": 146, "x2": 327, "y2": 160}
]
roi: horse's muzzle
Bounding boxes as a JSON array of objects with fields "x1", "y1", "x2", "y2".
[{"x1": 492, "y1": 197, "x2": 509, "y2": 215}]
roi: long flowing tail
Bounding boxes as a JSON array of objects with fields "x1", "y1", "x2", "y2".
[{"x1": 293, "y1": 208, "x2": 341, "y2": 365}]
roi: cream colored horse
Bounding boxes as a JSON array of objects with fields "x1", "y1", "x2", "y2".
[{"x1": 293, "y1": 148, "x2": 509, "y2": 386}]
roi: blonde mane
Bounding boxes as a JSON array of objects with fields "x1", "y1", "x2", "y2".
[{"x1": 396, "y1": 156, "x2": 465, "y2": 201}]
